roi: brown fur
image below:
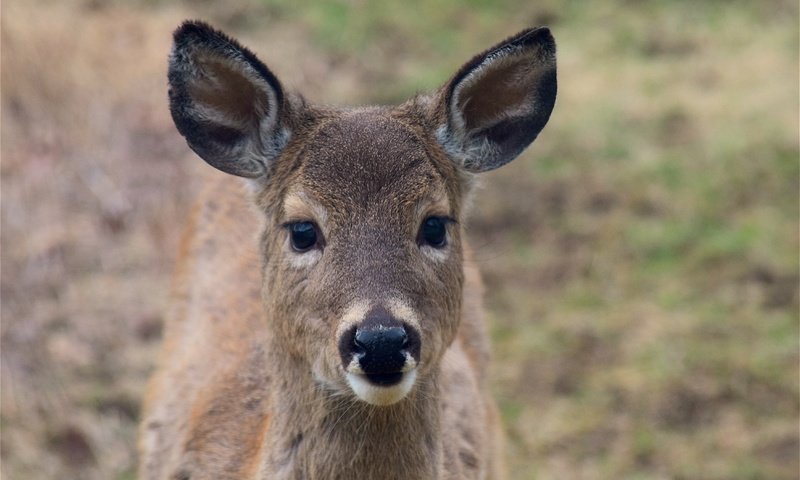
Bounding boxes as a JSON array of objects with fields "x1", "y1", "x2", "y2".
[{"x1": 140, "y1": 21, "x2": 556, "y2": 480}]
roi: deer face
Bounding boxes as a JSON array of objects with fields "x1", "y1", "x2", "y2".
[
  {"x1": 257, "y1": 112, "x2": 466, "y2": 405},
  {"x1": 167, "y1": 22, "x2": 556, "y2": 405}
]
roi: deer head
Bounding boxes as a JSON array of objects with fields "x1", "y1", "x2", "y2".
[{"x1": 167, "y1": 21, "x2": 556, "y2": 406}]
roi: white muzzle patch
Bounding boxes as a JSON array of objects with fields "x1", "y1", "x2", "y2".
[{"x1": 345, "y1": 369, "x2": 417, "y2": 406}]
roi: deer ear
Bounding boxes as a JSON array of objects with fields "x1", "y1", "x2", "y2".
[
  {"x1": 168, "y1": 21, "x2": 290, "y2": 178},
  {"x1": 436, "y1": 27, "x2": 557, "y2": 173}
]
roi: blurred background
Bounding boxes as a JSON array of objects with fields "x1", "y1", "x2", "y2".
[{"x1": 1, "y1": 0, "x2": 797, "y2": 478}]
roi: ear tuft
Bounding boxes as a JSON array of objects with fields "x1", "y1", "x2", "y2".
[
  {"x1": 168, "y1": 20, "x2": 290, "y2": 178},
  {"x1": 436, "y1": 27, "x2": 557, "y2": 173}
]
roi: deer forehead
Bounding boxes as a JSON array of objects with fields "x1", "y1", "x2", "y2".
[{"x1": 282, "y1": 112, "x2": 454, "y2": 227}]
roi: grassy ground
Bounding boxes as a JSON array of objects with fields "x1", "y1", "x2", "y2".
[{"x1": 1, "y1": 0, "x2": 797, "y2": 479}]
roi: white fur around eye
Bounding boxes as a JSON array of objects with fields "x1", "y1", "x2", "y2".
[
  {"x1": 286, "y1": 239, "x2": 322, "y2": 268},
  {"x1": 420, "y1": 244, "x2": 450, "y2": 263}
]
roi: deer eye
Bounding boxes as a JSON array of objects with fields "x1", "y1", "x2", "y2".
[
  {"x1": 419, "y1": 216, "x2": 450, "y2": 248},
  {"x1": 287, "y1": 221, "x2": 318, "y2": 252}
]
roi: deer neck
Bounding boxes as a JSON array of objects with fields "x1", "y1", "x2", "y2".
[{"x1": 260, "y1": 344, "x2": 443, "y2": 479}]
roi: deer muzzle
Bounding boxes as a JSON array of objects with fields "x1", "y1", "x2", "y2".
[{"x1": 338, "y1": 305, "x2": 422, "y2": 405}]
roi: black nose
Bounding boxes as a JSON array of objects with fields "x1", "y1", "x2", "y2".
[
  {"x1": 338, "y1": 306, "x2": 422, "y2": 385},
  {"x1": 354, "y1": 326, "x2": 408, "y2": 374}
]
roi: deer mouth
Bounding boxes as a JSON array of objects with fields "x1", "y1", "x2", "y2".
[
  {"x1": 345, "y1": 368, "x2": 417, "y2": 406},
  {"x1": 364, "y1": 371, "x2": 404, "y2": 386}
]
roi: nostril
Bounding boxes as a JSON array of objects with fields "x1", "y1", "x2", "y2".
[
  {"x1": 390, "y1": 328, "x2": 408, "y2": 350},
  {"x1": 338, "y1": 325, "x2": 360, "y2": 367},
  {"x1": 352, "y1": 335, "x2": 366, "y2": 356}
]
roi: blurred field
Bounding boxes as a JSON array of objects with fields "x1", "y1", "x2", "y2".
[{"x1": 1, "y1": 0, "x2": 797, "y2": 479}]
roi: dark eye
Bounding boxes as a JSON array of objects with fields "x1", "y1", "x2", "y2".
[
  {"x1": 288, "y1": 222, "x2": 318, "y2": 252},
  {"x1": 419, "y1": 216, "x2": 449, "y2": 248}
]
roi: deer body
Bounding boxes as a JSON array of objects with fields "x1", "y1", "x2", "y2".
[{"x1": 140, "y1": 22, "x2": 556, "y2": 480}]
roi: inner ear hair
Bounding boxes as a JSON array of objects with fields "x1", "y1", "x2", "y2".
[
  {"x1": 168, "y1": 20, "x2": 289, "y2": 179},
  {"x1": 438, "y1": 27, "x2": 557, "y2": 173},
  {"x1": 456, "y1": 53, "x2": 544, "y2": 132},
  {"x1": 187, "y1": 53, "x2": 273, "y2": 133}
]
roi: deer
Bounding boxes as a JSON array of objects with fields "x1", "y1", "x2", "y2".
[{"x1": 139, "y1": 20, "x2": 556, "y2": 480}]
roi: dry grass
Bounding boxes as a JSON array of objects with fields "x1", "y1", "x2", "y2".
[{"x1": 2, "y1": 0, "x2": 797, "y2": 479}]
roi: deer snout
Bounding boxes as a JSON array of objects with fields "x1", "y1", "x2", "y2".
[
  {"x1": 352, "y1": 326, "x2": 410, "y2": 385},
  {"x1": 338, "y1": 306, "x2": 421, "y2": 405}
]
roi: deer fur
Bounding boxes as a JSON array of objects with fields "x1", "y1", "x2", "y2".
[{"x1": 139, "y1": 21, "x2": 556, "y2": 480}]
